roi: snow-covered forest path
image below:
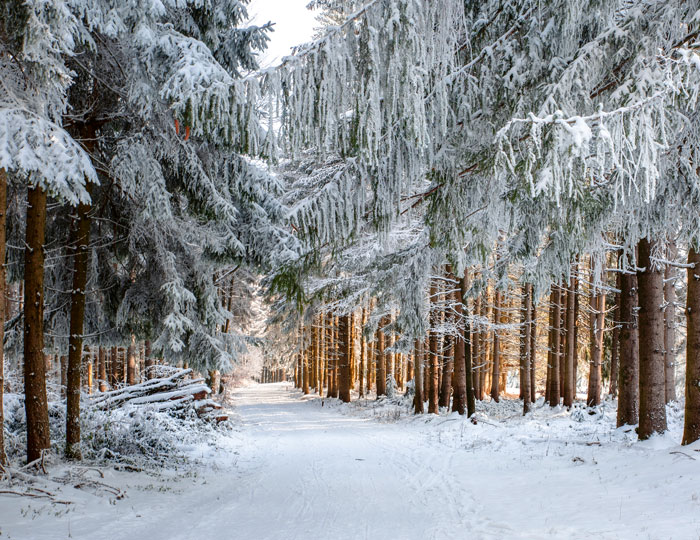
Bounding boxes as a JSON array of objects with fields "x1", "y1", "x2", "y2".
[
  {"x1": 3, "y1": 382, "x2": 699, "y2": 540},
  {"x1": 228, "y1": 383, "x2": 487, "y2": 540}
]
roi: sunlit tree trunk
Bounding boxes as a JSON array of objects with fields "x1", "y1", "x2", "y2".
[
  {"x1": 127, "y1": 335, "x2": 137, "y2": 385},
  {"x1": 472, "y1": 296, "x2": 481, "y2": 400}
]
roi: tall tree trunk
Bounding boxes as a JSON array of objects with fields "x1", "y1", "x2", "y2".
[
  {"x1": 302, "y1": 324, "x2": 310, "y2": 395},
  {"x1": 587, "y1": 289, "x2": 605, "y2": 407},
  {"x1": 547, "y1": 286, "x2": 562, "y2": 405},
  {"x1": 462, "y1": 271, "x2": 476, "y2": 417},
  {"x1": 683, "y1": 247, "x2": 700, "y2": 445},
  {"x1": 529, "y1": 297, "x2": 537, "y2": 403},
  {"x1": 472, "y1": 296, "x2": 481, "y2": 400},
  {"x1": 0, "y1": 168, "x2": 7, "y2": 466},
  {"x1": 338, "y1": 314, "x2": 351, "y2": 403},
  {"x1": 609, "y1": 272, "x2": 620, "y2": 399},
  {"x1": 413, "y1": 339, "x2": 424, "y2": 414},
  {"x1": 637, "y1": 238, "x2": 667, "y2": 439},
  {"x1": 522, "y1": 284, "x2": 532, "y2": 414},
  {"x1": 428, "y1": 282, "x2": 440, "y2": 414},
  {"x1": 452, "y1": 268, "x2": 467, "y2": 415},
  {"x1": 490, "y1": 290, "x2": 502, "y2": 402},
  {"x1": 664, "y1": 240, "x2": 677, "y2": 403},
  {"x1": 144, "y1": 340, "x2": 154, "y2": 380},
  {"x1": 109, "y1": 346, "x2": 119, "y2": 388},
  {"x1": 127, "y1": 335, "x2": 137, "y2": 385},
  {"x1": 24, "y1": 184, "x2": 51, "y2": 463},
  {"x1": 376, "y1": 316, "x2": 387, "y2": 397},
  {"x1": 98, "y1": 347, "x2": 107, "y2": 392},
  {"x1": 564, "y1": 277, "x2": 577, "y2": 407},
  {"x1": 65, "y1": 173, "x2": 94, "y2": 459}
]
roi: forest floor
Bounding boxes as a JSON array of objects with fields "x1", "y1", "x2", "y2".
[{"x1": 1, "y1": 382, "x2": 699, "y2": 540}]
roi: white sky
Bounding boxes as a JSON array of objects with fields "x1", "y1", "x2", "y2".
[{"x1": 247, "y1": 0, "x2": 318, "y2": 67}]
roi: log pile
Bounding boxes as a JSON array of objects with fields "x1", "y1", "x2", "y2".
[{"x1": 90, "y1": 367, "x2": 227, "y2": 422}]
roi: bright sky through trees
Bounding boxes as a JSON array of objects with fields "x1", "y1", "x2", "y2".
[{"x1": 247, "y1": 0, "x2": 318, "y2": 66}]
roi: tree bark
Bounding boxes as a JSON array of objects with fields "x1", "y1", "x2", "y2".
[
  {"x1": 521, "y1": 284, "x2": 532, "y2": 414},
  {"x1": 338, "y1": 314, "x2": 351, "y2": 403},
  {"x1": 127, "y1": 335, "x2": 137, "y2": 385},
  {"x1": 144, "y1": 340, "x2": 154, "y2": 380},
  {"x1": 65, "y1": 174, "x2": 94, "y2": 459},
  {"x1": 0, "y1": 168, "x2": 7, "y2": 465},
  {"x1": 683, "y1": 247, "x2": 700, "y2": 445},
  {"x1": 452, "y1": 268, "x2": 467, "y2": 415},
  {"x1": 564, "y1": 277, "x2": 577, "y2": 407},
  {"x1": 302, "y1": 324, "x2": 310, "y2": 395},
  {"x1": 472, "y1": 296, "x2": 481, "y2": 400},
  {"x1": 664, "y1": 240, "x2": 677, "y2": 403},
  {"x1": 428, "y1": 282, "x2": 440, "y2": 414},
  {"x1": 98, "y1": 347, "x2": 107, "y2": 392},
  {"x1": 490, "y1": 290, "x2": 502, "y2": 403},
  {"x1": 609, "y1": 272, "x2": 620, "y2": 399},
  {"x1": 413, "y1": 339, "x2": 424, "y2": 414},
  {"x1": 529, "y1": 297, "x2": 537, "y2": 403},
  {"x1": 376, "y1": 316, "x2": 387, "y2": 397},
  {"x1": 587, "y1": 289, "x2": 605, "y2": 407},
  {"x1": 24, "y1": 184, "x2": 51, "y2": 463},
  {"x1": 637, "y1": 238, "x2": 667, "y2": 439}
]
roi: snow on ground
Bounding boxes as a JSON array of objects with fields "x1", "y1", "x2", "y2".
[{"x1": 2, "y1": 383, "x2": 699, "y2": 540}]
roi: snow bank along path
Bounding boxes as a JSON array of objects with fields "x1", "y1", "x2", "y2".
[{"x1": 3, "y1": 382, "x2": 699, "y2": 539}]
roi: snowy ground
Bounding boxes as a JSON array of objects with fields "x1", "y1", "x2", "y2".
[{"x1": 2, "y1": 383, "x2": 699, "y2": 540}]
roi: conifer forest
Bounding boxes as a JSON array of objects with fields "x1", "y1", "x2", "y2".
[{"x1": 2, "y1": 1, "x2": 700, "y2": 538}]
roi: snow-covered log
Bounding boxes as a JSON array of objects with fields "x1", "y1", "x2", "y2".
[{"x1": 89, "y1": 367, "x2": 226, "y2": 421}]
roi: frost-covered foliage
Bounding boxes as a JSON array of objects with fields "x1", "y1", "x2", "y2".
[
  {"x1": 262, "y1": 0, "x2": 700, "y2": 361},
  {"x1": 2, "y1": 387, "x2": 233, "y2": 467},
  {"x1": 1, "y1": 0, "x2": 300, "y2": 371}
]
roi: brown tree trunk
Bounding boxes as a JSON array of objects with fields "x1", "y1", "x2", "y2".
[
  {"x1": 0, "y1": 168, "x2": 7, "y2": 465},
  {"x1": 109, "y1": 346, "x2": 119, "y2": 388},
  {"x1": 144, "y1": 340, "x2": 154, "y2": 380},
  {"x1": 637, "y1": 238, "x2": 667, "y2": 439},
  {"x1": 683, "y1": 247, "x2": 700, "y2": 445},
  {"x1": 127, "y1": 336, "x2": 137, "y2": 385},
  {"x1": 359, "y1": 308, "x2": 366, "y2": 397},
  {"x1": 564, "y1": 277, "x2": 577, "y2": 407},
  {"x1": 428, "y1": 282, "x2": 440, "y2": 414},
  {"x1": 413, "y1": 339, "x2": 424, "y2": 414},
  {"x1": 24, "y1": 185, "x2": 51, "y2": 463},
  {"x1": 609, "y1": 272, "x2": 620, "y2": 399},
  {"x1": 617, "y1": 267, "x2": 640, "y2": 427},
  {"x1": 472, "y1": 296, "x2": 481, "y2": 400},
  {"x1": 451, "y1": 269, "x2": 467, "y2": 415},
  {"x1": 529, "y1": 297, "x2": 537, "y2": 403},
  {"x1": 302, "y1": 324, "x2": 310, "y2": 395},
  {"x1": 547, "y1": 286, "x2": 562, "y2": 405},
  {"x1": 65, "y1": 173, "x2": 94, "y2": 459},
  {"x1": 587, "y1": 289, "x2": 605, "y2": 407},
  {"x1": 376, "y1": 316, "x2": 387, "y2": 397},
  {"x1": 664, "y1": 241, "x2": 677, "y2": 403},
  {"x1": 338, "y1": 314, "x2": 351, "y2": 403},
  {"x1": 490, "y1": 290, "x2": 502, "y2": 402},
  {"x1": 98, "y1": 347, "x2": 107, "y2": 392},
  {"x1": 521, "y1": 283, "x2": 532, "y2": 414}
]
